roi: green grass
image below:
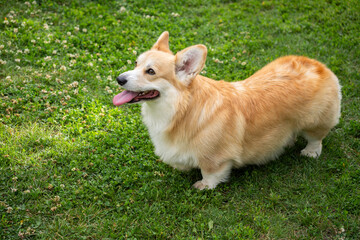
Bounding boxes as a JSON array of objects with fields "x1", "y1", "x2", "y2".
[{"x1": 1, "y1": 0, "x2": 359, "y2": 239}]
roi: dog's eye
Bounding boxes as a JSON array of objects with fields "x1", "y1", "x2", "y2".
[
  {"x1": 135, "y1": 61, "x2": 137, "y2": 66},
  {"x1": 146, "y1": 68, "x2": 155, "y2": 75}
]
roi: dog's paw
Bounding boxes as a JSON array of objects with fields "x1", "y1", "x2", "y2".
[
  {"x1": 301, "y1": 140, "x2": 322, "y2": 158},
  {"x1": 300, "y1": 148, "x2": 321, "y2": 158},
  {"x1": 193, "y1": 180, "x2": 208, "y2": 190},
  {"x1": 193, "y1": 180, "x2": 216, "y2": 190}
]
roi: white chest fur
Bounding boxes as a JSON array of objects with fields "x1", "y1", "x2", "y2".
[{"x1": 141, "y1": 96, "x2": 198, "y2": 170}]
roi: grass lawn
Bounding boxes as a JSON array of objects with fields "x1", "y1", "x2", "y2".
[{"x1": 1, "y1": 0, "x2": 359, "y2": 239}]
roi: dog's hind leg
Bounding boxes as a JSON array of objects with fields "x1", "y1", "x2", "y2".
[
  {"x1": 300, "y1": 127, "x2": 330, "y2": 158},
  {"x1": 193, "y1": 161, "x2": 232, "y2": 190}
]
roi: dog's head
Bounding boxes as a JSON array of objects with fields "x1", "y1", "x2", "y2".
[{"x1": 113, "y1": 32, "x2": 207, "y2": 106}]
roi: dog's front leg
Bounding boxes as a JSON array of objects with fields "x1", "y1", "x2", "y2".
[{"x1": 193, "y1": 161, "x2": 232, "y2": 190}]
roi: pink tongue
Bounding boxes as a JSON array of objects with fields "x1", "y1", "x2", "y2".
[{"x1": 113, "y1": 90, "x2": 138, "y2": 106}]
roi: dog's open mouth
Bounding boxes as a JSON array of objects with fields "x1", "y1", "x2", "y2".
[{"x1": 113, "y1": 90, "x2": 160, "y2": 106}]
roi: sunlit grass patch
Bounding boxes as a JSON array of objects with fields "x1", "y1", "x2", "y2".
[{"x1": 0, "y1": 122, "x2": 72, "y2": 167}]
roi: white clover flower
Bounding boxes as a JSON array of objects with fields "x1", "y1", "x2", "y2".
[
  {"x1": 98, "y1": 58, "x2": 103, "y2": 62},
  {"x1": 171, "y1": 12, "x2": 180, "y2": 17},
  {"x1": 32, "y1": 1, "x2": 37, "y2": 4},
  {"x1": 25, "y1": 1, "x2": 31, "y2": 6},
  {"x1": 24, "y1": 48, "x2": 29, "y2": 54},
  {"x1": 68, "y1": 81, "x2": 79, "y2": 88},
  {"x1": 45, "y1": 74, "x2": 51, "y2": 79},
  {"x1": 82, "y1": 28, "x2": 87, "y2": 33},
  {"x1": 213, "y1": 58, "x2": 223, "y2": 64},
  {"x1": 107, "y1": 76, "x2": 112, "y2": 81},
  {"x1": 96, "y1": 75, "x2": 101, "y2": 80},
  {"x1": 3, "y1": 19, "x2": 9, "y2": 25},
  {"x1": 74, "y1": 26, "x2": 79, "y2": 31},
  {"x1": 120, "y1": 6, "x2": 126, "y2": 13},
  {"x1": 60, "y1": 65, "x2": 67, "y2": 71},
  {"x1": 87, "y1": 62, "x2": 93, "y2": 67},
  {"x1": 43, "y1": 23, "x2": 49, "y2": 30},
  {"x1": 127, "y1": 60, "x2": 132, "y2": 64},
  {"x1": 7, "y1": 207, "x2": 13, "y2": 213},
  {"x1": 82, "y1": 87, "x2": 88, "y2": 92},
  {"x1": 67, "y1": 32, "x2": 71, "y2": 36},
  {"x1": 44, "y1": 56, "x2": 52, "y2": 61},
  {"x1": 52, "y1": 50, "x2": 57, "y2": 55},
  {"x1": 14, "y1": 28, "x2": 18, "y2": 33},
  {"x1": 15, "y1": 59, "x2": 20, "y2": 62},
  {"x1": 241, "y1": 61, "x2": 247, "y2": 66},
  {"x1": 0, "y1": 60, "x2": 6, "y2": 65},
  {"x1": 31, "y1": 39, "x2": 36, "y2": 43},
  {"x1": 0, "y1": 45, "x2": 4, "y2": 50},
  {"x1": 55, "y1": 39, "x2": 60, "y2": 43}
]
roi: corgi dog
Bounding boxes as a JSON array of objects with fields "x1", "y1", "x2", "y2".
[{"x1": 113, "y1": 31, "x2": 341, "y2": 190}]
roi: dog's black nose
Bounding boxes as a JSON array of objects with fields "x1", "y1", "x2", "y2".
[{"x1": 116, "y1": 76, "x2": 127, "y2": 86}]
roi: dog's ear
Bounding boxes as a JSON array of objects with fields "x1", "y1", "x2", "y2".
[
  {"x1": 151, "y1": 31, "x2": 172, "y2": 54},
  {"x1": 175, "y1": 44, "x2": 207, "y2": 84}
]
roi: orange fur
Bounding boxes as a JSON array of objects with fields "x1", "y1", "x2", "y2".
[{"x1": 115, "y1": 32, "x2": 341, "y2": 189}]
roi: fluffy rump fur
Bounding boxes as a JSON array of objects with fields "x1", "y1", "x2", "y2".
[{"x1": 115, "y1": 32, "x2": 341, "y2": 190}]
